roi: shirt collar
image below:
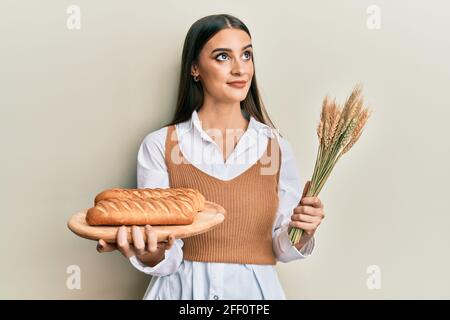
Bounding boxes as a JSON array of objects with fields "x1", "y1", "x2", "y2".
[{"x1": 177, "y1": 109, "x2": 275, "y2": 142}]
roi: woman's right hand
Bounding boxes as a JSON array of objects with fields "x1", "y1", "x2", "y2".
[{"x1": 96, "y1": 225, "x2": 176, "y2": 267}]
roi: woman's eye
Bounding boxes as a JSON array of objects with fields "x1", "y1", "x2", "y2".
[
  {"x1": 216, "y1": 53, "x2": 228, "y2": 61},
  {"x1": 215, "y1": 51, "x2": 253, "y2": 61}
]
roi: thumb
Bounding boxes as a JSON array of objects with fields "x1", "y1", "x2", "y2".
[
  {"x1": 301, "y1": 180, "x2": 311, "y2": 200},
  {"x1": 97, "y1": 239, "x2": 117, "y2": 253}
]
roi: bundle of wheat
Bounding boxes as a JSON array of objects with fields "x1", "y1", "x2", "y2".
[{"x1": 289, "y1": 84, "x2": 373, "y2": 246}]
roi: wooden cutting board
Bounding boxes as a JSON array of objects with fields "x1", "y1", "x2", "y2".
[{"x1": 67, "y1": 200, "x2": 226, "y2": 244}]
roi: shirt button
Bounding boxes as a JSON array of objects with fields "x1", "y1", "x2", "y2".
[{"x1": 213, "y1": 295, "x2": 219, "y2": 300}]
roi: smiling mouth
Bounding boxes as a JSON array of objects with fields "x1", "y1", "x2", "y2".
[{"x1": 227, "y1": 81, "x2": 247, "y2": 88}]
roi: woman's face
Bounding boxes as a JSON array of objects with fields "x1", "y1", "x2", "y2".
[{"x1": 192, "y1": 28, "x2": 254, "y2": 104}]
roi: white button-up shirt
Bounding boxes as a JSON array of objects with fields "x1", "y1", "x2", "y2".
[{"x1": 129, "y1": 110, "x2": 315, "y2": 300}]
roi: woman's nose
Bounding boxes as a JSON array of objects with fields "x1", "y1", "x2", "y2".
[{"x1": 231, "y1": 59, "x2": 245, "y2": 75}]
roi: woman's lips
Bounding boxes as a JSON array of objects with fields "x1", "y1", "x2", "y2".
[{"x1": 227, "y1": 81, "x2": 246, "y2": 89}]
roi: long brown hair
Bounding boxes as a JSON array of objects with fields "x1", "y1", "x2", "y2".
[{"x1": 166, "y1": 14, "x2": 279, "y2": 132}]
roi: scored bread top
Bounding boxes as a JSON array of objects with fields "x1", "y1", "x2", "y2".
[
  {"x1": 86, "y1": 187, "x2": 206, "y2": 226},
  {"x1": 86, "y1": 196, "x2": 198, "y2": 226},
  {"x1": 94, "y1": 187, "x2": 205, "y2": 211}
]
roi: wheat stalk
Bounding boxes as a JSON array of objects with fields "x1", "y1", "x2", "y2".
[{"x1": 289, "y1": 84, "x2": 372, "y2": 246}]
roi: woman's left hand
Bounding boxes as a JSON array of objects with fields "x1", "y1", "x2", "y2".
[{"x1": 288, "y1": 180, "x2": 325, "y2": 247}]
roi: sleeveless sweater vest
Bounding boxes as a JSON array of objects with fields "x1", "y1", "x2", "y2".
[{"x1": 164, "y1": 124, "x2": 281, "y2": 265}]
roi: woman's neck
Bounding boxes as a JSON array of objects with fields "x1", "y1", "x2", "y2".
[
  {"x1": 197, "y1": 102, "x2": 249, "y2": 135},
  {"x1": 196, "y1": 101, "x2": 250, "y2": 163}
]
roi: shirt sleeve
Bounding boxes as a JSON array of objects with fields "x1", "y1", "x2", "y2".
[
  {"x1": 131, "y1": 127, "x2": 184, "y2": 276},
  {"x1": 128, "y1": 238, "x2": 184, "y2": 277},
  {"x1": 272, "y1": 135, "x2": 315, "y2": 263}
]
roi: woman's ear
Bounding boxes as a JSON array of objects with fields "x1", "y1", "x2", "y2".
[{"x1": 191, "y1": 64, "x2": 199, "y2": 76}]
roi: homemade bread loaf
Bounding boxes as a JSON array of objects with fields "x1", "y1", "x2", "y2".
[
  {"x1": 94, "y1": 187, "x2": 205, "y2": 211},
  {"x1": 86, "y1": 187, "x2": 206, "y2": 226}
]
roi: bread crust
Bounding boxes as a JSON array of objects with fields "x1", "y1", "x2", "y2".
[
  {"x1": 94, "y1": 187, "x2": 205, "y2": 210},
  {"x1": 86, "y1": 187, "x2": 205, "y2": 226}
]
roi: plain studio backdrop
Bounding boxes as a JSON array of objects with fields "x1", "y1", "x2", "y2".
[{"x1": 1, "y1": 0, "x2": 449, "y2": 299}]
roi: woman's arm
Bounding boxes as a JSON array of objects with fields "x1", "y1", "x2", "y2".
[
  {"x1": 129, "y1": 127, "x2": 185, "y2": 275},
  {"x1": 271, "y1": 135, "x2": 315, "y2": 263}
]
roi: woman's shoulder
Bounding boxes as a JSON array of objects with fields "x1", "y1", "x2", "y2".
[
  {"x1": 142, "y1": 125, "x2": 169, "y2": 142},
  {"x1": 139, "y1": 125, "x2": 170, "y2": 153},
  {"x1": 251, "y1": 117, "x2": 294, "y2": 158},
  {"x1": 141, "y1": 115, "x2": 192, "y2": 146},
  {"x1": 271, "y1": 131, "x2": 296, "y2": 164}
]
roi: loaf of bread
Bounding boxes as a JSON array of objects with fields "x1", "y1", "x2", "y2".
[
  {"x1": 86, "y1": 187, "x2": 206, "y2": 226},
  {"x1": 94, "y1": 187, "x2": 205, "y2": 211}
]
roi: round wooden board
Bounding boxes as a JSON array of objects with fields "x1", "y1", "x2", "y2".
[{"x1": 67, "y1": 201, "x2": 226, "y2": 244}]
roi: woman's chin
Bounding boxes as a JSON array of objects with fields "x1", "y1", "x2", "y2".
[{"x1": 223, "y1": 92, "x2": 248, "y2": 103}]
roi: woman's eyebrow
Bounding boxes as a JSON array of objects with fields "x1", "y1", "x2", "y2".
[{"x1": 211, "y1": 44, "x2": 252, "y2": 54}]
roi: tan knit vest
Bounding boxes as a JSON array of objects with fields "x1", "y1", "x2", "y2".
[{"x1": 165, "y1": 124, "x2": 281, "y2": 265}]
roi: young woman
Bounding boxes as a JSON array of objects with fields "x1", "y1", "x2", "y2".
[{"x1": 97, "y1": 14, "x2": 325, "y2": 300}]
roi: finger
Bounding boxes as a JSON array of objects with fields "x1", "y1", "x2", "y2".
[
  {"x1": 145, "y1": 226, "x2": 158, "y2": 253},
  {"x1": 165, "y1": 234, "x2": 175, "y2": 251},
  {"x1": 144, "y1": 225, "x2": 156, "y2": 252},
  {"x1": 132, "y1": 225, "x2": 146, "y2": 256},
  {"x1": 294, "y1": 205, "x2": 324, "y2": 217},
  {"x1": 301, "y1": 180, "x2": 311, "y2": 199},
  {"x1": 117, "y1": 226, "x2": 133, "y2": 258},
  {"x1": 97, "y1": 239, "x2": 117, "y2": 253},
  {"x1": 289, "y1": 221, "x2": 318, "y2": 234},
  {"x1": 300, "y1": 196, "x2": 323, "y2": 208},
  {"x1": 293, "y1": 205, "x2": 316, "y2": 215},
  {"x1": 291, "y1": 213, "x2": 316, "y2": 223}
]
